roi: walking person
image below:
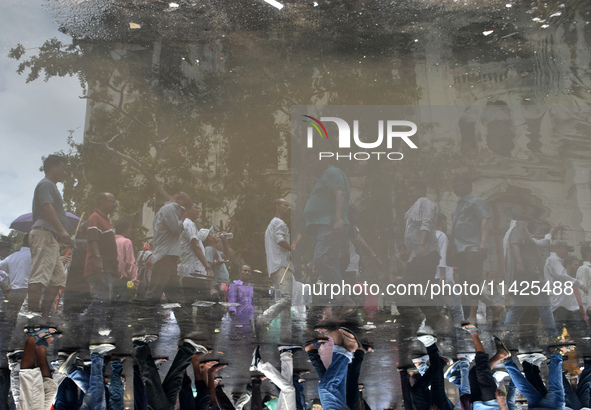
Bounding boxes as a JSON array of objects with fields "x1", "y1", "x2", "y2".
[{"x1": 27, "y1": 155, "x2": 74, "y2": 319}]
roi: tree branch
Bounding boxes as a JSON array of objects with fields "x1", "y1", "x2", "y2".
[{"x1": 85, "y1": 135, "x2": 171, "y2": 201}]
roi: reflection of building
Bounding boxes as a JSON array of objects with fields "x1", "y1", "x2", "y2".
[{"x1": 414, "y1": 14, "x2": 591, "y2": 274}]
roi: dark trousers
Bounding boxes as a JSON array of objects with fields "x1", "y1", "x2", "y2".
[
  {"x1": 179, "y1": 374, "x2": 211, "y2": 410},
  {"x1": 346, "y1": 350, "x2": 365, "y2": 410},
  {"x1": 410, "y1": 344, "x2": 452, "y2": 410},
  {"x1": 55, "y1": 377, "x2": 82, "y2": 409},
  {"x1": 133, "y1": 364, "x2": 148, "y2": 410},
  {"x1": 251, "y1": 379, "x2": 264, "y2": 410},
  {"x1": 468, "y1": 352, "x2": 497, "y2": 403},
  {"x1": 133, "y1": 340, "x2": 195, "y2": 410},
  {"x1": 0, "y1": 369, "x2": 11, "y2": 410},
  {"x1": 144, "y1": 256, "x2": 183, "y2": 304},
  {"x1": 553, "y1": 307, "x2": 586, "y2": 337},
  {"x1": 307, "y1": 349, "x2": 327, "y2": 380},
  {"x1": 399, "y1": 369, "x2": 415, "y2": 410},
  {"x1": 522, "y1": 362, "x2": 547, "y2": 396},
  {"x1": 293, "y1": 375, "x2": 306, "y2": 410},
  {"x1": 215, "y1": 384, "x2": 236, "y2": 410}
]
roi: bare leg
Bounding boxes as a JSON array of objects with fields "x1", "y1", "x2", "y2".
[
  {"x1": 41, "y1": 286, "x2": 62, "y2": 318},
  {"x1": 21, "y1": 337, "x2": 37, "y2": 370},
  {"x1": 27, "y1": 283, "x2": 44, "y2": 314}
]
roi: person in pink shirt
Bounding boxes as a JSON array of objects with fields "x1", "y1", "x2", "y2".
[{"x1": 114, "y1": 219, "x2": 139, "y2": 301}]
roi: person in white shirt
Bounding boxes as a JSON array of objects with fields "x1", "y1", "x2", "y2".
[
  {"x1": 0, "y1": 234, "x2": 32, "y2": 330},
  {"x1": 178, "y1": 203, "x2": 215, "y2": 304},
  {"x1": 260, "y1": 198, "x2": 292, "y2": 327},
  {"x1": 544, "y1": 241, "x2": 588, "y2": 336},
  {"x1": 576, "y1": 246, "x2": 591, "y2": 319},
  {"x1": 434, "y1": 214, "x2": 464, "y2": 326}
]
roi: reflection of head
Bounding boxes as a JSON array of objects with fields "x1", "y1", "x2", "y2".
[
  {"x1": 552, "y1": 241, "x2": 573, "y2": 259},
  {"x1": 43, "y1": 154, "x2": 68, "y2": 182},
  {"x1": 452, "y1": 173, "x2": 473, "y2": 197},
  {"x1": 564, "y1": 256, "x2": 580, "y2": 273},
  {"x1": 172, "y1": 192, "x2": 192, "y2": 210},
  {"x1": 581, "y1": 247, "x2": 591, "y2": 261},
  {"x1": 408, "y1": 179, "x2": 426, "y2": 202},
  {"x1": 274, "y1": 198, "x2": 290, "y2": 218},
  {"x1": 240, "y1": 264, "x2": 252, "y2": 279},
  {"x1": 114, "y1": 219, "x2": 131, "y2": 236},
  {"x1": 97, "y1": 192, "x2": 117, "y2": 214},
  {"x1": 43, "y1": 155, "x2": 67, "y2": 174}
]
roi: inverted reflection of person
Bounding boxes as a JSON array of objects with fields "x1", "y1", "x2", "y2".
[
  {"x1": 178, "y1": 204, "x2": 216, "y2": 304},
  {"x1": 576, "y1": 246, "x2": 591, "y2": 321},
  {"x1": 461, "y1": 324, "x2": 509, "y2": 410},
  {"x1": 203, "y1": 230, "x2": 231, "y2": 300},
  {"x1": 114, "y1": 218, "x2": 139, "y2": 301},
  {"x1": 261, "y1": 198, "x2": 293, "y2": 325},
  {"x1": 434, "y1": 214, "x2": 464, "y2": 326},
  {"x1": 450, "y1": 173, "x2": 492, "y2": 324},
  {"x1": 0, "y1": 234, "x2": 32, "y2": 331},
  {"x1": 503, "y1": 216, "x2": 561, "y2": 338},
  {"x1": 544, "y1": 241, "x2": 588, "y2": 337},
  {"x1": 28, "y1": 155, "x2": 74, "y2": 319},
  {"x1": 144, "y1": 192, "x2": 191, "y2": 307},
  {"x1": 84, "y1": 193, "x2": 119, "y2": 333},
  {"x1": 403, "y1": 180, "x2": 441, "y2": 327},
  {"x1": 303, "y1": 157, "x2": 352, "y2": 306}
]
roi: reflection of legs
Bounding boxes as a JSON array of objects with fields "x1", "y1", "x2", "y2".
[
  {"x1": 504, "y1": 359, "x2": 543, "y2": 405},
  {"x1": 179, "y1": 373, "x2": 196, "y2": 410},
  {"x1": 133, "y1": 364, "x2": 148, "y2": 410},
  {"x1": 133, "y1": 341, "x2": 169, "y2": 409},
  {"x1": 193, "y1": 356, "x2": 211, "y2": 410},
  {"x1": 420, "y1": 344, "x2": 451, "y2": 410},
  {"x1": 87, "y1": 352, "x2": 106, "y2": 409},
  {"x1": 0, "y1": 369, "x2": 10, "y2": 410},
  {"x1": 251, "y1": 378, "x2": 264, "y2": 410},
  {"x1": 506, "y1": 380, "x2": 516, "y2": 410},
  {"x1": 258, "y1": 353, "x2": 296, "y2": 410},
  {"x1": 54, "y1": 377, "x2": 79, "y2": 410},
  {"x1": 314, "y1": 225, "x2": 349, "y2": 285},
  {"x1": 293, "y1": 375, "x2": 305, "y2": 410},
  {"x1": 306, "y1": 348, "x2": 327, "y2": 379},
  {"x1": 577, "y1": 358, "x2": 591, "y2": 407},
  {"x1": 538, "y1": 354, "x2": 565, "y2": 410},
  {"x1": 522, "y1": 361, "x2": 547, "y2": 396},
  {"x1": 215, "y1": 384, "x2": 236, "y2": 410},
  {"x1": 399, "y1": 369, "x2": 414, "y2": 410},
  {"x1": 234, "y1": 386, "x2": 252, "y2": 410},
  {"x1": 504, "y1": 306, "x2": 527, "y2": 327},
  {"x1": 108, "y1": 359, "x2": 124, "y2": 410},
  {"x1": 346, "y1": 349, "x2": 364, "y2": 410},
  {"x1": 318, "y1": 347, "x2": 352, "y2": 410},
  {"x1": 563, "y1": 372, "x2": 582, "y2": 410},
  {"x1": 537, "y1": 306, "x2": 558, "y2": 337},
  {"x1": 162, "y1": 343, "x2": 196, "y2": 404},
  {"x1": 259, "y1": 268, "x2": 292, "y2": 326}
]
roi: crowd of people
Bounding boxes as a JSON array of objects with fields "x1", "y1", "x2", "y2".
[{"x1": 0, "y1": 154, "x2": 590, "y2": 409}]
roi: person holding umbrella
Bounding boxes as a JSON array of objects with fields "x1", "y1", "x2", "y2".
[{"x1": 27, "y1": 154, "x2": 74, "y2": 320}]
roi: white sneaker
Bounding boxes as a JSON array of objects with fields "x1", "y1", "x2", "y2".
[
  {"x1": 182, "y1": 339, "x2": 208, "y2": 355},
  {"x1": 457, "y1": 353, "x2": 475, "y2": 363},
  {"x1": 89, "y1": 344, "x2": 116, "y2": 356},
  {"x1": 517, "y1": 353, "x2": 532, "y2": 364},
  {"x1": 529, "y1": 353, "x2": 547, "y2": 367},
  {"x1": 416, "y1": 334, "x2": 437, "y2": 347}
]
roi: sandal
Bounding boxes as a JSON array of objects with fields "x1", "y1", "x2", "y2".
[
  {"x1": 491, "y1": 335, "x2": 510, "y2": 356},
  {"x1": 461, "y1": 324, "x2": 478, "y2": 334},
  {"x1": 24, "y1": 327, "x2": 61, "y2": 346}
]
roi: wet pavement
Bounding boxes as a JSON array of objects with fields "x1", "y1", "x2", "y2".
[{"x1": 2, "y1": 0, "x2": 591, "y2": 408}]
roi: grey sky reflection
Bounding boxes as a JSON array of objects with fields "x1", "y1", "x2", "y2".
[{"x1": 0, "y1": 0, "x2": 86, "y2": 233}]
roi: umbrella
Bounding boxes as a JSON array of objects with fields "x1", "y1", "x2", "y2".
[{"x1": 9, "y1": 212, "x2": 81, "y2": 233}]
